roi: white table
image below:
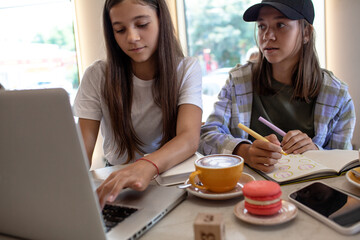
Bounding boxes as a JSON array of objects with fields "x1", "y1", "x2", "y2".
[
  {"x1": 1, "y1": 166, "x2": 359, "y2": 240},
  {"x1": 138, "y1": 167, "x2": 360, "y2": 240}
]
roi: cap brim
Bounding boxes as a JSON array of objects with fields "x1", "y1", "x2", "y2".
[{"x1": 243, "y1": 2, "x2": 304, "y2": 22}]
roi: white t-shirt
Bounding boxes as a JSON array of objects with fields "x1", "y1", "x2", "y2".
[{"x1": 73, "y1": 57, "x2": 202, "y2": 165}]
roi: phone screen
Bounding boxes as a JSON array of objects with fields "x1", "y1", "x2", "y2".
[{"x1": 289, "y1": 182, "x2": 360, "y2": 227}]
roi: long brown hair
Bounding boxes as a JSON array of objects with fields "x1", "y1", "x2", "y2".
[
  {"x1": 102, "y1": 0, "x2": 184, "y2": 162},
  {"x1": 252, "y1": 19, "x2": 322, "y2": 103}
]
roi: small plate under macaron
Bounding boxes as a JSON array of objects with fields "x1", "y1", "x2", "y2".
[{"x1": 234, "y1": 200, "x2": 297, "y2": 225}]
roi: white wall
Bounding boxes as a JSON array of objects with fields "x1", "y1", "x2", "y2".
[
  {"x1": 313, "y1": 0, "x2": 326, "y2": 68},
  {"x1": 325, "y1": 0, "x2": 360, "y2": 149},
  {"x1": 73, "y1": 0, "x2": 106, "y2": 78}
]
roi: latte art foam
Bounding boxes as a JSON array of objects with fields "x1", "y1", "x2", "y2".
[{"x1": 197, "y1": 156, "x2": 240, "y2": 168}]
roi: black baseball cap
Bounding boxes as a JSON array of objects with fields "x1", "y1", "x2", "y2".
[{"x1": 243, "y1": 0, "x2": 315, "y2": 24}]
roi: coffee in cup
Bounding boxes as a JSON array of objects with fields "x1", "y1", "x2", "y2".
[{"x1": 189, "y1": 154, "x2": 244, "y2": 193}]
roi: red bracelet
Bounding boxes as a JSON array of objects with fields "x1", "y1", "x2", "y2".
[{"x1": 136, "y1": 158, "x2": 160, "y2": 179}]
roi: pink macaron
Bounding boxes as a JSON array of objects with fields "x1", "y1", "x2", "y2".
[{"x1": 242, "y1": 180, "x2": 282, "y2": 216}]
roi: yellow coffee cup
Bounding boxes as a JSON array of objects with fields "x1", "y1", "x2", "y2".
[{"x1": 189, "y1": 154, "x2": 244, "y2": 193}]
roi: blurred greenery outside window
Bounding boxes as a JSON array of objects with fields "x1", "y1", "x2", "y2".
[
  {"x1": 0, "y1": 0, "x2": 78, "y2": 103},
  {"x1": 182, "y1": 0, "x2": 259, "y2": 121}
]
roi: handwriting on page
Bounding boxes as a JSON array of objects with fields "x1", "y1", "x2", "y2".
[{"x1": 271, "y1": 154, "x2": 327, "y2": 180}]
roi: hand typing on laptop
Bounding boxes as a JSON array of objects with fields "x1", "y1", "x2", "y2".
[{"x1": 96, "y1": 160, "x2": 158, "y2": 208}]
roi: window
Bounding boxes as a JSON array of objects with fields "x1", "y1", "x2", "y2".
[
  {"x1": 178, "y1": 0, "x2": 325, "y2": 122},
  {"x1": 179, "y1": 0, "x2": 259, "y2": 121},
  {"x1": 0, "y1": 0, "x2": 79, "y2": 103}
]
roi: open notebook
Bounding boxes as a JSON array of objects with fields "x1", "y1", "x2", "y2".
[
  {"x1": 0, "y1": 88, "x2": 186, "y2": 240},
  {"x1": 255, "y1": 150, "x2": 359, "y2": 185}
]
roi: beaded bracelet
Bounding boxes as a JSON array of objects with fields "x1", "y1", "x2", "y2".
[{"x1": 136, "y1": 158, "x2": 160, "y2": 179}]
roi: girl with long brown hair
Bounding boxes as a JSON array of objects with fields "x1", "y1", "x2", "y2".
[
  {"x1": 199, "y1": 0, "x2": 355, "y2": 173},
  {"x1": 74, "y1": 0, "x2": 202, "y2": 208}
]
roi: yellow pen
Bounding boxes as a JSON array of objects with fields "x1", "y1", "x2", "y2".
[{"x1": 238, "y1": 123, "x2": 287, "y2": 155}]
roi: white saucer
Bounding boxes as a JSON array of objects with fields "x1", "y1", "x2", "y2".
[
  {"x1": 233, "y1": 200, "x2": 297, "y2": 225},
  {"x1": 346, "y1": 167, "x2": 360, "y2": 188},
  {"x1": 185, "y1": 172, "x2": 255, "y2": 200}
]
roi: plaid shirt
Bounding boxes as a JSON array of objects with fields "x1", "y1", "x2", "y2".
[{"x1": 199, "y1": 62, "x2": 356, "y2": 155}]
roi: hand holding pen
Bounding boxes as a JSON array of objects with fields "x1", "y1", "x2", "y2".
[
  {"x1": 238, "y1": 122, "x2": 287, "y2": 155},
  {"x1": 258, "y1": 116, "x2": 318, "y2": 154},
  {"x1": 235, "y1": 123, "x2": 284, "y2": 173}
]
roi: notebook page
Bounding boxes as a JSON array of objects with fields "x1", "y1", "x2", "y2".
[
  {"x1": 303, "y1": 150, "x2": 359, "y2": 172},
  {"x1": 267, "y1": 154, "x2": 331, "y2": 183}
]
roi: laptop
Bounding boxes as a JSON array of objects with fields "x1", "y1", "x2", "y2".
[{"x1": 0, "y1": 88, "x2": 187, "y2": 240}]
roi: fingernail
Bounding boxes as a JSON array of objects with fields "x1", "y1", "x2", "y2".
[{"x1": 108, "y1": 195, "x2": 115, "y2": 202}]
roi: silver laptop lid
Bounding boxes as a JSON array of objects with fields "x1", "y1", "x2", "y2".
[
  {"x1": 0, "y1": 88, "x2": 187, "y2": 240},
  {"x1": 0, "y1": 89, "x2": 107, "y2": 240}
]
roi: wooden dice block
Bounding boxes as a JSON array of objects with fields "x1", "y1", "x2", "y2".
[{"x1": 194, "y1": 213, "x2": 225, "y2": 240}]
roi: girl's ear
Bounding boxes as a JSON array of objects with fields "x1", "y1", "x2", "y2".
[{"x1": 303, "y1": 24, "x2": 311, "y2": 44}]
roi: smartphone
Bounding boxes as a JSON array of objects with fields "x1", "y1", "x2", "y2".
[{"x1": 288, "y1": 181, "x2": 360, "y2": 235}]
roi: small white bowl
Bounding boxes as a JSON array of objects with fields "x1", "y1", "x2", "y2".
[{"x1": 346, "y1": 167, "x2": 360, "y2": 188}]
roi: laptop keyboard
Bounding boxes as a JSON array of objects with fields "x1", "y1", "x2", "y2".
[{"x1": 102, "y1": 204, "x2": 138, "y2": 232}]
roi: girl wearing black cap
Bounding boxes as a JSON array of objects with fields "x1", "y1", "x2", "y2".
[{"x1": 199, "y1": 0, "x2": 355, "y2": 172}]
